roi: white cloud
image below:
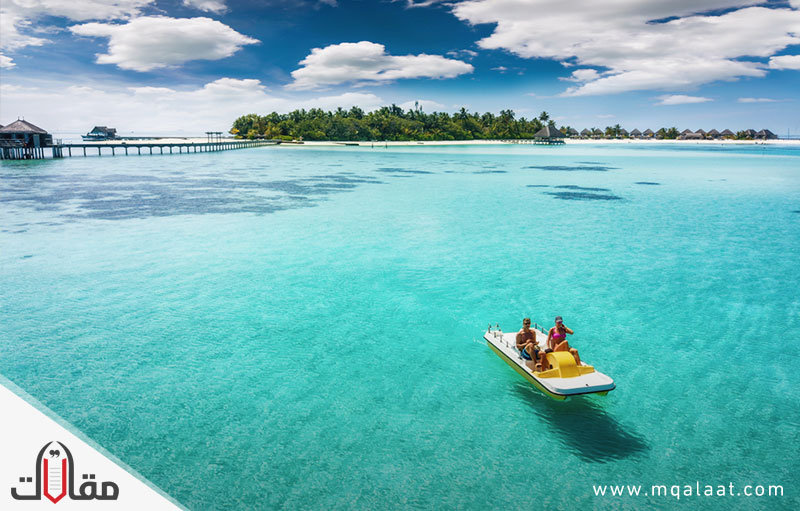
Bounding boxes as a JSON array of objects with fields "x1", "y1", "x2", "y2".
[
  {"x1": 656, "y1": 94, "x2": 712, "y2": 105},
  {"x1": 0, "y1": 54, "x2": 16, "y2": 69},
  {"x1": 737, "y1": 97, "x2": 777, "y2": 103},
  {"x1": 0, "y1": 8, "x2": 48, "y2": 51},
  {"x1": 182, "y1": 0, "x2": 228, "y2": 14},
  {"x1": 0, "y1": 1, "x2": 154, "y2": 59},
  {"x1": 398, "y1": 99, "x2": 445, "y2": 111},
  {"x1": 450, "y1": 1, "x2": 800, "y2": 96},
  {"x1": 768, "y1": 55, "x2": 800, "y2": 70},
  {"x1": 69, "y1": 16, "x2": 259, "y2": 71},
  {"x1": 560, "y1": 68, "x2": 600, "y2": 82},
  {"x1": 288, "y1": 41, "x2": 473, "y2": 90},
  {"x1": 6, "y1": 0, "x2": 154, "y2": 22},
  {"x1": 0, "y1": 78, "x2": 388, "y2": 133},
  {"x1": 446, "y1": 49, "x2": 478, "y2": 59}
]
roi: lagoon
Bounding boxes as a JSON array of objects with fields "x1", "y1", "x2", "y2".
[{"x1": 1, "y1": 143, "x2": 798, "y2": 510}]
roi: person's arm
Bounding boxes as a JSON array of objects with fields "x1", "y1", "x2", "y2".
[
  {"x1": 563, "y1": 325, "x2": 574, "y2": 335},
  {"x1": 546, "y1": 328, "x2": 554, "y2": 350},
  {"x1": 515, "y1": 332, "x2": 524, "y2": 350}
]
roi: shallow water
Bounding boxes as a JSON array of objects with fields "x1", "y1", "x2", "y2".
[{"x1": 2, "y1": 143, "x2": 799, "y2": 510}]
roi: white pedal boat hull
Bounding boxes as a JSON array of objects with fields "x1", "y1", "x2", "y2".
[{"x1": 484, "y1": 328, "x2": 615, "y2": 400}]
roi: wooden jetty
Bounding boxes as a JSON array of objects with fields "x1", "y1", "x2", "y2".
[
  {"x1": 1, "y1": 138, "x2": 279, "y2": 160},
  {"x1": 500, "y1": 138, "x2": 565, "y2": 145}
]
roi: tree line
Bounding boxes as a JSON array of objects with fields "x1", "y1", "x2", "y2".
[{"x1": 230, "y1": 105, "x2": 555, "y2": 141}]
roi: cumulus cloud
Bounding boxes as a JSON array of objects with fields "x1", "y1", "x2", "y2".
[
  {"x1": 450, "y1": 1, "x2": 800, "y2": 96},
  {"x1": 737, "y1": 97, "x2": 778, "y2": 103},
  {"x1": 656, "y1": 94, "x2": 712, "y2": 106},
  {"x1": 768, "y1": 55, "x2": 800, "y2": 70},
  {"x1": 6, "y1": 0, "x2": 154, "y2": 22},
  {"x1": 182, "y1": 0, "x2": 228, "y2": 13},
  {"x1": 288, "y1": 41, "x2": 473, "y2": 90},
  {"x1": 70, "y1": 16, "x2": 259, "y2": 71},
  {"x1": 0, "y1": 0, "x2": 154, "y2": 59},
  {"x1": 560, "y1": 68, "x2": 600, "y2": 82},
  {"x1": 0, "y1": 8, "x2": 48, "y2": 51},
  {"x1": 0, "y1": 78, "x2": 388, "y2": 133},
  {"x1": 0, "y1": 54, "x2": 16, "y2": 69}
]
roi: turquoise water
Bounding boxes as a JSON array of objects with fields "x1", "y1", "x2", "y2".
[{"x1": 1, "y1": 144, "x2": 798, "y2": 510}]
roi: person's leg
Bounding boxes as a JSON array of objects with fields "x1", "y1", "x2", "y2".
[
  {"x1": 570, "y1": 348, "x2": 581, "y2": 365},
  {"x1": 538, "y1": 351, "x2": 549, "y2": 371},
  {"x1": 554, "y1": 340, "x2": 569, "y2": 352}
]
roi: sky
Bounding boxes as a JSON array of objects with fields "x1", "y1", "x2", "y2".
[{"x1": 1, "y1": 0, "x2": 799, "y2": 136}]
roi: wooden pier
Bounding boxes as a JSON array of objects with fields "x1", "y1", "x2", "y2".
[
  {"x1": 1, "y1": 139, "x2": 279, "y2": 160},
  {"x1": 500, "y1": 138, "x2": 566, "y2": 145}
]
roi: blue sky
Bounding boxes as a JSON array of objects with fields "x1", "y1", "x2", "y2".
[{"x1": 1, "y1": 0, "x2": 799, "y2": 135}]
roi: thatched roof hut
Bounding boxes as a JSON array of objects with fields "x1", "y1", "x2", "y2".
[
  {"x1": 630, "y1": 129, "x2": 642, "y2": 137},
  {"x1": 580, "y1": 128, "x2": 592, "y2": 137},
  {"x1": 680, "y1": 129, "x2": 693, "y2": 136},
  {"x1": 567, "y1": 127, "x2": 579, "y2": 136},
  {"x1": 0, "y1": 119, "x2": 52, "y2": 147},
  {"x1": 720, "y1": 129, "x2": 735, "y2": 138},
  {"x1": 707, "y1": 129, "x2": 721, "y2": 138},
  {"x1": 619, "y1": 128, "x2": 629, "y2": 137},
  {"x1": 643, "y1": 129, "x2": 654, "y2": 137},
  {"x1": 0, "y1": 119, "x2": 48, "y2": 134},
  {"x1": 534, "y1": 125, "x2": 565, "y2": 139},
  {"x1": 755, "y1": 129, "x2": 777, "y2": 140},
  {"x1": 696, "y1": 129, "x2": 706, "y2": 136}
]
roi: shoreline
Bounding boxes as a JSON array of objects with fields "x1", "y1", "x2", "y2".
[
  {"x1": 63, "y1": 137, "x2": 800, "y2": 147},
  {"x1": 282, "y1": 138, "x2": 800, "y2": 147}
]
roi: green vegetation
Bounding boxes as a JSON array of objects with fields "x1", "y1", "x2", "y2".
[{"x1": 230, "y1": 105, "x2": 552, "y2": 141}]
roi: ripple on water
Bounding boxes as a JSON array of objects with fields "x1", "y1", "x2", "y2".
[
  {"x1": 523, "y1": 165, "x2": 617, "y2": 172},
  {"x1": 544, "y1": 191, "x2": 623, "y2": 201}
]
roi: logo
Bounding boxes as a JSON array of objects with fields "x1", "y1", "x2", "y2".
[{"x1": 11, "y1": 441, "x2": 119, "y2": 503}]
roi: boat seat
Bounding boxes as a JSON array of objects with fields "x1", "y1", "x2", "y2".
[{"x1": 536, "y1": 351, "x2": 594, "y2": 378}]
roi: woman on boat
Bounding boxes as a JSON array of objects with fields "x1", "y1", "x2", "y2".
[{"x1": 547, "y1": 316, "x2": 581, "y2": 365}]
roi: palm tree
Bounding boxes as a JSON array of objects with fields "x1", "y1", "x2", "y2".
[{"x1": 539, "y1": 111, "x2": 550, "y2": 122}]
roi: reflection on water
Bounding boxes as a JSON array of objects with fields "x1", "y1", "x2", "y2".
[
  {"x1": 523, "y1": 164, "x2": 617, "y2": 172},
  {"x1": 0, "y1": 171, "x2": 384, "y2": 221},
  {"x1": 511, "y1": 383, "x2": 648, "y2": 463}
]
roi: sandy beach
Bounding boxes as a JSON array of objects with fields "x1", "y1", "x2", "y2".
[{"x1": 279, "y1": 138, "x2": 800, "y2": 147}]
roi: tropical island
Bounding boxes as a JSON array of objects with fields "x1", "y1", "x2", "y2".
[{"x1": 230, "y1": 105, "x2": 779, "y2": 142}]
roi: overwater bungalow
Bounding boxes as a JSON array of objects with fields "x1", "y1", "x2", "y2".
[
  {"x1": 83, "y1": 126, "x2": 118, "y2": 141},
  {"x1": 742, "y1": 128, "x2": 757, "y2": 139},
  {"x1": 534, "y1": 125, "x2": 566, "y2": 143},
  {"x1": 0, "y1": 119, "x2": 55, "y2": 159},
  {"x1": 755, "y1": 129, "x2": 777, "y2": 140}
]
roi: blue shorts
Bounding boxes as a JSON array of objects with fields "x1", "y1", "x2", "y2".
[{"x1": 520, "y1": 348, "x2": 535, "y2": 360}]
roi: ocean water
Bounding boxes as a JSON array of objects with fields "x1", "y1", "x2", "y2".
[{"x1": 1, "y1": 143, "x2": 798, "y2": 510}]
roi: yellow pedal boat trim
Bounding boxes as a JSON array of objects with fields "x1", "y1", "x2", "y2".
[{"x1": 535, "y1": 351, "x2": 595, "y2": 379}]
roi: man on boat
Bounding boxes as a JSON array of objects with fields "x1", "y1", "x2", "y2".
[
  {"x1": 516, "y1": 318, "x2": 549, "y2": 371},
  {"x1": 547, "y1": 316, "x2": 581, "y2": 365}
]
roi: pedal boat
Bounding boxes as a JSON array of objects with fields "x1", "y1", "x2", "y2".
[{"x1": 484, "y1": 323, "x2": 615, "y2": 400}]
